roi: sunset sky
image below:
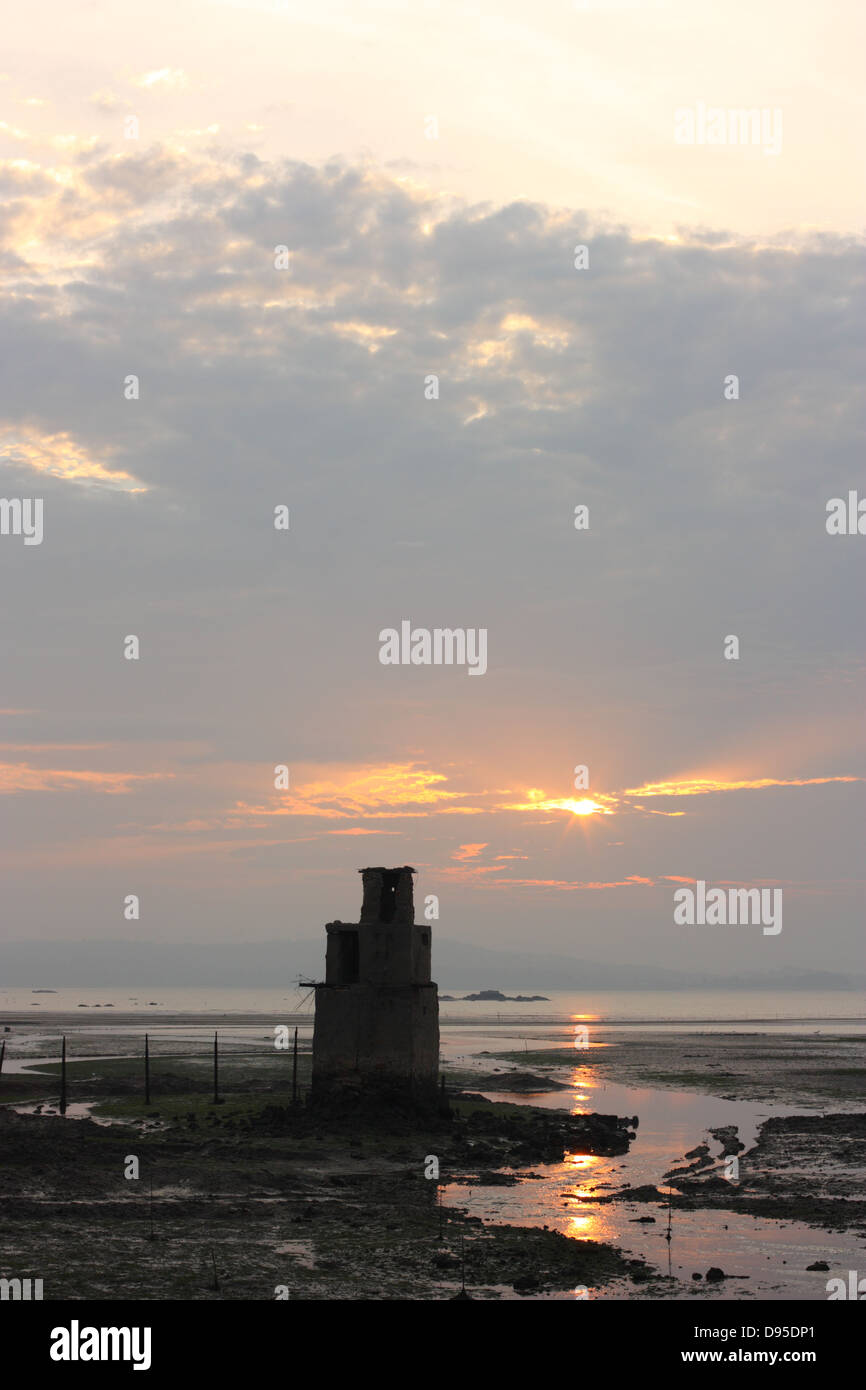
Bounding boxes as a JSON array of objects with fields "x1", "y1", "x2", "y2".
[{"x1": 1, "y1": 0, "x2": 863, "y2": 979}]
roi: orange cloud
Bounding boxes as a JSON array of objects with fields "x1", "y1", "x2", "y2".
[
  {"x1": 498, "y1": 773, "x2": 860, "y2": 823},
  {"x1": 438, "y1": 862, "x2": 510, "y2": 881},
  {"x1": 0, "y1": 426, "x2": 145, "y2": 491},
  {"x1": 232, "y1": 762, "x2": 485, "y2": 822},
  {"x1": 623, "y1": 775, "x2": 862, "y2": 798},
  {"x1": 326, "y1": 827, "x2": 402, "y2": 836},
  {"x1": 483, "y1": 875, "x2": 656, "y2": 891},
  {"x1": 453, "y1": 843, "x2": 488, "y2": 860},
  {"x1": 0, "y1": 762, "x2": 171, "y2": 793}
]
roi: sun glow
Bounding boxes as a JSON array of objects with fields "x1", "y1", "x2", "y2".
[
  {"x1": 503, "y1": 790, "x2": 614, "y2": 816},
  {"x1": 565, "y1": 798, "x2": 605, "y2": 816}
]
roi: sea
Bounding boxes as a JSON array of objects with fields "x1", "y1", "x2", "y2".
[{"x1": 1, "y1": 985, "x2": 863, "y2": 1035}]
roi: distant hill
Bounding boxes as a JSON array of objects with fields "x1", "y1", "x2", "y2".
[{"x1": 0, "y1": 936, "x2": 862, "y2": 991}]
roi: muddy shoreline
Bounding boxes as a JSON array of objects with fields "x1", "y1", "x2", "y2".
[
  {"x1": 484, "y1": 1029, "x2": 866, "y2": 1108},
  {"x1": 1, "y1": 1023, "x2": 864, "y2": 1299},
  {"x1": 0, "y1": 1086, "x2": 656, "y2": 1299}
]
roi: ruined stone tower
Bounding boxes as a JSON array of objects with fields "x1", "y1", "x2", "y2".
[{"x1": 312, "y1": 867, "x2": 439, "y2": 1096}]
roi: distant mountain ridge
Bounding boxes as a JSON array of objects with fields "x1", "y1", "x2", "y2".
[{"x1": 0, "y1": 937, "x2": 862, "y2": 991}]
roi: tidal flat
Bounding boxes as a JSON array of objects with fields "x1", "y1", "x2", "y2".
[
  {"x1": 1, "y1": 1017, "x2": 864, "y2": 1300},
  {"x1": 0, "y1": 1063, "x2": 654, "y2": 1300}
]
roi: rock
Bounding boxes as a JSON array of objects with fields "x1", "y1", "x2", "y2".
[
  {"x1": 705, "y1": 1267, "x2": 726, "y2": 1282},
  {"x1": 692, "y1": 1272, "x2": 702, "y2": 1281},
  {"x1": 461, "y1": 990, "x2": 550, "y2": 1002},
  {"x1": 806, "y1": 1261, "x2": 830, "y2": 1271}
]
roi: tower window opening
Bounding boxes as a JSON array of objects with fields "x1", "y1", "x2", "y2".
[
  {"x1": 335, "y1": 930, "x2": 359, "y2": 984},
  {"x1": 379, "y1": 868, "x2": 400, "y2": 922}
]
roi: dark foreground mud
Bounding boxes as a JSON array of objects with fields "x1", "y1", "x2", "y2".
[{"x1": 0, "y1": 1091, "x2": 652, "y2": 1300}]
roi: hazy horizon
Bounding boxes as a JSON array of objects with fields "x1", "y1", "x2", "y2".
[{"x1": 1, "y1": 934, "x2": 863, "y2": 993}]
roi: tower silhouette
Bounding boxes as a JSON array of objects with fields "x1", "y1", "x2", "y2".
[{"x1": 312, "y1": 867, "x2": 439, "y2": 1096}]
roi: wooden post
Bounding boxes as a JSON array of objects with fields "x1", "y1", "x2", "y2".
[
  {"x1": 144, "y1": 1034, "x2": 151, "y2": 1106},
  {"x1": 213, "y1": 1030, "x2": 219, "y2": 1104},
  {"x1": 291, "y1": 1026, "x2": 298, "y2": 1104},
  {"x1": 0, "y1": 1038, "x2": 6, "y2": 1076},
  {"x1": 60, "y1": 1034, "x2": 67, "y2": 1115}
]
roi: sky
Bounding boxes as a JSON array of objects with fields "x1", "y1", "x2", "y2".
[{"x1": 0, "y1": 0, "x2": 863, "y2": 982}]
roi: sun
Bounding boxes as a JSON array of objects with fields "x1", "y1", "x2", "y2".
[
  {"x1": 504, "y1": 790, "x2": 614, "y2": 816},
  {"x1": 561, "y1": 798, "x2": 605, "y2": 816}
]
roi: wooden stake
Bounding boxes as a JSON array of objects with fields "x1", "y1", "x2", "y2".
[{"x1": 60, "y1": 1034, "x2": 67, "y2": 1115}]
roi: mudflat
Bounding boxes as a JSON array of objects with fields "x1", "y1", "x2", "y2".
[
  {"x1": 486, "y1": 1028, "x2": 866, "y2": 1108},
  {"x1": 1, "y1": 1020, "x2": 864, "y2": 1299}
]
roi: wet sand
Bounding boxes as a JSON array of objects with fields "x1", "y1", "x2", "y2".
[
  {"x1": 463, "y1": 1028, "x2": 866, "y2": 1108},
  {"x1": 1, "y1": 1017, "x2": 864, "y2": 1299}
]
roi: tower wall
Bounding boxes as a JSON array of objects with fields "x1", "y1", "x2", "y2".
[
  {"x1": 312, "y1": 867, "x2": 439, "y2": 1094},
  {"x1": 312, "y1": 983, "x2": 439, "y2": 1083}
]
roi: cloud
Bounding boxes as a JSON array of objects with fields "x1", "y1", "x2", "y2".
[
  {"x1": 231, "y1": 763, "x2": 485, "y2": 822},
  {"x1": 470, "y1": 875, "x2": 658, "y2": 891},
  {"x1": 90, "y1": 90, "x2": 125, "y2": 112},
  {"x1": 0, "y1": 763, "x2": 171, "y2": 794},
  {"x1": 623, "y1": 775, "x2": 863, "y2": 798},
  {"x1": 326, "y1": 827, "x2": 401, "y2": 835},
  {"x1": 0, "y1": 141, "x2": 862, "y2": 967},
  {"x1": 134, "y1": 69, "x2": 189, "y2": 89},
  {"x1": 0, "y1": 426, "x2": 145, "y2": 490}
]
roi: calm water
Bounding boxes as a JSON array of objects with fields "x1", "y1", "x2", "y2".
[
  {"x1": 2, "y1": 985, "x2": 864, "y2": 1033},
  {"x1": 439, "y1": 1051, "x2": 866, "y2": 1301}
]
